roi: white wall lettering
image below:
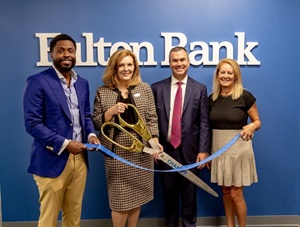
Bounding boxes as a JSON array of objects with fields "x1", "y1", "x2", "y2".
[{"x1": 35, "y1": 32, "x2": 260, "y2": 67}]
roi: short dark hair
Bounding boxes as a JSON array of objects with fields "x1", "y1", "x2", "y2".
[
  {"x1": 50, "y1": 34, "x2": 76, "y2": 52},
  {"x1": 169, "y1": 46, "x2": 188, "y2": 61}
]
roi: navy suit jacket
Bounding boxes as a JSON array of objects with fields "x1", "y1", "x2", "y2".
[
  {"x1": 23, "y1": 67, "x2": 95, "y2": 178},
  {"x1": 151, "y1": 76, "x2": 211, "y2": 164}
]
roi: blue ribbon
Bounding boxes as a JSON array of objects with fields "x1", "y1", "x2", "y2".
[{"x1": 85, "y1": 133, "x2": 240, "y2": 172}]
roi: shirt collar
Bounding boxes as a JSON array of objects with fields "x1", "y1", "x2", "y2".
[
  {"x1": 171, "y1": 75, "x2": 188, "y2": 86},
  {"x1": 52, "y1": 65, "x2": 77, "y2": 81}
]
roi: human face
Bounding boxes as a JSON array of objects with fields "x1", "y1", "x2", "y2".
[
  {"x1": 217, "y1": 63, "x2": 235, "y2": 90},
  {"x1": 169, "y1": 50, "x2": 190, "y2": 80},
  {"x1": 117, "y1": 56, "x2": 135, "y2": 85},
  {"x1": 51, "y1": 40, "x2": 76, "y2": 74}
]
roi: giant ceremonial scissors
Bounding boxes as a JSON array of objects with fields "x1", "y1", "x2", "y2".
[{"x1": 100, "y1": 104, "x2": 218, "y2": 197}]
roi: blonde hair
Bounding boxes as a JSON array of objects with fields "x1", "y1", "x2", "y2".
[
  {"x1": 211, "y1": 58, "x2": 244, "y2": 101},
  {"x1": 102, "y1": 49, "x2": 142, "y2": 89}
]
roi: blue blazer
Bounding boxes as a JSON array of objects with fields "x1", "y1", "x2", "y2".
[
  {"x1": 151, "y1": 76, "x2": 211, "y2": 164},
  {"x1": 23, "y1": 67, "x2": 95, "y2": 178}
]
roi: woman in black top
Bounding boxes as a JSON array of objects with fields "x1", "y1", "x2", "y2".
[{"x1": 209, "y1": 58, "x2": 261, "y2": 227}]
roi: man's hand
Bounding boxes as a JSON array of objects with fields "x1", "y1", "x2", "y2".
[
  {"x1": 66, "y1": 141, "x2": 87, "y2": 155},
  {"x1": 196, "y1": 152, "x2": 210, "y2": 170}
]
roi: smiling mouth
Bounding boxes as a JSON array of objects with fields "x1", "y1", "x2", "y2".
[
  {"x1": 175, "y1": 67, "x2": 185, "y2": 71},
  {"x1": 61, "y1": 57, "x2": 74, "y2": 62}
]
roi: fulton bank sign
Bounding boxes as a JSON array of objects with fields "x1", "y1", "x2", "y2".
[{"x1": 36, "y1": 32, "x2": 261, "y2": 67}]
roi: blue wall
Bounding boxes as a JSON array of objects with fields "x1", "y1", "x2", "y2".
[{"x1": 0, "y1": 0, "x2": 299, "y2": 222}]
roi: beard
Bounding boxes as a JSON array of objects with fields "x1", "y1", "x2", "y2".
[{"x1": 52, "y1": 57, "x2": 76, "y2": 73}]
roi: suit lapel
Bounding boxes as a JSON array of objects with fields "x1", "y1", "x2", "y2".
[
  {"x1": 163, "y1": 78, "x2": 172, "y2": 120},
  {"x1": 74, "y1": 79, "x2": 85, "y2": 124},
  {"x1": 182, "y1": 77, "x2": 193, "y2": 115},
  {"x1": 44, "y1": 68, "x2": 72, "y2": 121}
]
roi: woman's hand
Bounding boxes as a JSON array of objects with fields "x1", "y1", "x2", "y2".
[
  {"x1": 104, "y1": 102, "x2": 127, "y2": 122},
  {"x1": 87, "y1": 136, "x2": 100, "y2": 151},
  {"x1": 112, "y1": 102, "x2": 127, "y2": 115},
  {"x1": 240, "y1": 123, "x2": 256, "y2": 141},
  {"x1": 151, "y1": 138, "x2": 163, "y2": 163}
]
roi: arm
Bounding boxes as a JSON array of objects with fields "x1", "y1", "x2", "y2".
[
  {"x1": 81, "y1": 80, "x2": 100, "y2": 145},
  {"x1": 144, "y1": 83, "x2": 159, "y2": 138},
  {"x1": 24, "y1": 75, "x2": 89, "y2": 155},
  {"x1": 197, "y1": 86, "x2": 211, "y2": 169},
  {"x1": 23, "y1": 76, "x2": 66, "y2": 154},
  {"x1": 92, "y1": 88, "x2": 106, "y2": 131},
  {"x1": 83, "y1": 80, "x2": 96, "y2": 136},
  {"x1": 198, "y1": 86, "x2": 211, "y2": 154},
  {"x1": 241, "y1": 102, "x2": 261, "y2": 141},
  {"x1": 92, "y1": 87, "x2": 123, "y2": 130}
]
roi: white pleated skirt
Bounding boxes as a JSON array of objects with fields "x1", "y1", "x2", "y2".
[{"x1": 211, "y1": 129, "x2": 258, "y2": 187}]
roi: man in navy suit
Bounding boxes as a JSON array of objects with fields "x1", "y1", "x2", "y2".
[
  {"x1": 151, "y1": 46, "x2": 211, "y2": 227},
  {"x1": 23, "y1": 34, "x2": 100, "y2": 227}
]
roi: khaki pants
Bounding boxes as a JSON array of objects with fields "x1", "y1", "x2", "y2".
[{"x1": 33, "y1": 153, "x2": 87, "y2": 227}]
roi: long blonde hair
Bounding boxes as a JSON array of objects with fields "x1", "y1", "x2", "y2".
[
  {"x1": 102, "y1": 49, "x2": 142, "y2": 89},
  {"x1": 211, "y1": 58, "x2": 244, "y2": 101}
]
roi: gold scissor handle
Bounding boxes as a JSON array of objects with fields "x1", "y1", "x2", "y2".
[
  {"x1": 117, "y1": 104, "x2": 152, "y2": 142},
  {"x1": 101, "y1": 122, "x2": 144, "y2": 152}
]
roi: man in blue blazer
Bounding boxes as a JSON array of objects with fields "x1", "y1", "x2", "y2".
[
  {"x1": 151, "y1": 46, "x2": 211, "y2": 227},
  {"x1": 23, "y1": 34, "x2": 99, "y2": 227}
]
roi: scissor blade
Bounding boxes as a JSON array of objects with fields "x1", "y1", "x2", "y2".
[
  {"x1": 159, "y1": 152, "x2": 218, "y2": 197},
  {"x1": 146, "y1": 139, "x2": 218, "y2": 197}
]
